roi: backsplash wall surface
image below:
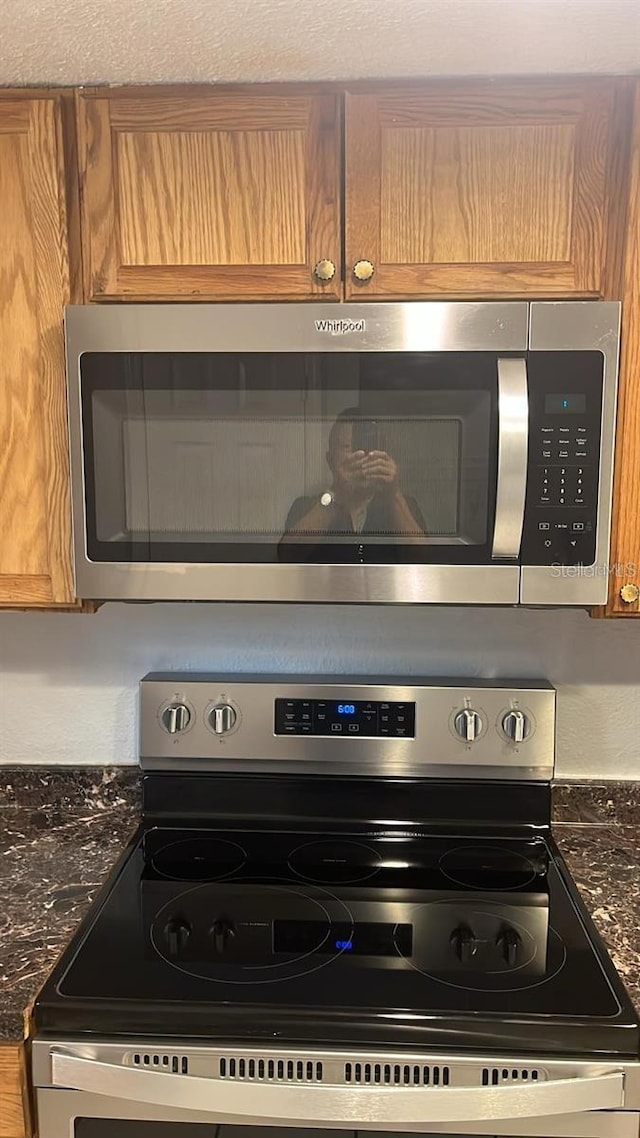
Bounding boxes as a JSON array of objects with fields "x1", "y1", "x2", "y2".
[{"x1": 0, "y1": 603, "x2": 639, "y2": 778}]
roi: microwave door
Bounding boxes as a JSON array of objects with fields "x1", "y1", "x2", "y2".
[{"x1": 492, "y1": 358, "x2": 529, "y2": 561}]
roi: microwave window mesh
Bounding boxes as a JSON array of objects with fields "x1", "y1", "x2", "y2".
[{"x1": 118, "y1": 415, "x2": 462, "y2": 540}]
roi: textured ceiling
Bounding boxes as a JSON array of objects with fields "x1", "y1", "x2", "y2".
[{"x1": 0, "y1": 0, "x2": 639, "y2": 86}]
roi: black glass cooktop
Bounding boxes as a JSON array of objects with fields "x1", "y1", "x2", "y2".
[{"x1": 35, "y1": 823, "x2": 639, "y2": 1056}]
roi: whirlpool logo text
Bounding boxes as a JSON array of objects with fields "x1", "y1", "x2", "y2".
[{"x1": 314, "y1": 319, "x2": 366, "y2": 335}]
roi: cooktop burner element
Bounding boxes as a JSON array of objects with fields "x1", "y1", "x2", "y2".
[
  {"x1": 288, "y1": 838, "x2": 382, "y2": 883},
  {"x1": 33, "y1": 674, "x2": 640, "y2": 1063},
  {"x1": 395, "y1": 898, "x2": 567, "y2": 994},
  {"x1": 152, "y1": 880, "x2": 357, "y2": 984},
  {"x1": 151, "y1": 836, "x2": 247, "y2": 881},
  {"x1": 439, "y1": 844, "x2": 541, "y2": 891}
]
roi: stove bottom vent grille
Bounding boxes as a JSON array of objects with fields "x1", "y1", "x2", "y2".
[
  {"x1": 132, "y1": 1053, "x2": 189, "y2": 1074},
  {"x1": 345, "y1": 1062, "x2": 450, "y2": 1086},
  {"x1": 220, "y1": 1057, "x2": 324, "y2": 1082},
  {"x1": 483, "y1": 1067, "x2": 540, "y2": 1085}
]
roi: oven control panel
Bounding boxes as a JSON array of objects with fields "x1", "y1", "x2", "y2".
[
  {"x1": 140, "y1": 674, "x2": 556, "y2": 780},
  {"x1": 275, "y1": 698, "x2": 415, "y2": 738}
]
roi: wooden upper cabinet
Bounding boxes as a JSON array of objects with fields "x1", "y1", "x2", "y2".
[
  {"x1": 345, "y1": 80, "x2": 619, "y2": 299},
  {"x1": 77, "y1": 87, "x2": 342, "y2": 301},
  {"x1": 0, "y1": 94, "x2": 76, "y2": 607}
]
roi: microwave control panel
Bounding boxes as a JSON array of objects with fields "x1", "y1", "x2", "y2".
[{"x1": 521, "y1": 351, "x2": 603, "y2": 566}]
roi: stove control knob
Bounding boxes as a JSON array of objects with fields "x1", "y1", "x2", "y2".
[
  {"x1": 210, "y1": 918, "x2": 236, "y2": 955},
  {"x1": 453, "y1": 709, "x2": 483, "y2": 743},
  {"x1": 497, "y1": 926, "x2": 521, "y2": 967},
  {"x1": 450, "y1": 925, "x2": 478, "y2": 964},
  {"x1": 502, "y1": 710, "x2": 528, "y2": 744},
  {"x1": 161, "y1": 703, "x2": 191, "y2": 735},
  {"x1": 164, "y1": 917, "x2": 191, "y2": 958},
  {"x1": 209, "y1": 704, "x2": 237, "y2": 735}
]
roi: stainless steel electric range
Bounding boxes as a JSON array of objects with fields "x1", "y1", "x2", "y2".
[{"x1": 33, "y1": 675, "x2": 640, "y2": 1138}]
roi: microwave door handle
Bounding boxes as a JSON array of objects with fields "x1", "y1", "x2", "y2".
[
  {"x1": 49, "y1": 1050, "x2": 625, "y2": 1124},
  {"x1": 492, "y1": 358, "x2": 529, "y2": 559}
]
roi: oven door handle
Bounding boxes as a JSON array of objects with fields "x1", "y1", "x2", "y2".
[
  {"x1": 50, "y1": 1051, "x2": 624, "y2": 1123},
  {"x1": 492, "y1": 357, "x2": 529, "y2": 559}
]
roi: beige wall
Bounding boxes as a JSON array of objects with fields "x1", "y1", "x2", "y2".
[{"x1": 0, "y1": 603, "x2": 639, "y2": 778}]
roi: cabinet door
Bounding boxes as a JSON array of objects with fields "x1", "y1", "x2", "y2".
[
  {"x1": 77, "y1": 88, "x2": 341, "y2": 301},
  {"x1": 345, "y1": 80, "x2": 617, "y2": 299},
  {"x1": 0, "y1": 1044, "x2": 27, "y2": 1138},
  {"x1": 0, "y1": 96, "x2": 75, "y2": 607}
]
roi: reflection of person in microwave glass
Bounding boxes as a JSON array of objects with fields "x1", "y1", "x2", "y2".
[{"x1": 281, "y1": 409, "x2": 427, "y2": 541}]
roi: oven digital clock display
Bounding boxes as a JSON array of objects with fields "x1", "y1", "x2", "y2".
[{"x1": 275, "y1": 698, "x2": 415, "y2": 738}]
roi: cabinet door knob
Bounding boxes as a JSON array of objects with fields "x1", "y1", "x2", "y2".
[
  {"x1": 620, "y1": 583, "x2": 640, "y2": 604},
  {"x1": 313, "y1": 259, "x2": 336, "y2": 283},
  {"x1": 352, "y1": 259, "x2": 375, "y2": 283}
]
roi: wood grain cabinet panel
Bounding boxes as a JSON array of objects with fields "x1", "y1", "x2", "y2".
[
  {"x1": 345, "y1": 80, "x2": 618, "y2": 298},
  {"x1": 605, "y1": 80, "x2": 640, "y2": 615},
  {"x1": 77, "y1": 88, "x2": 342, "y2": 301},
  {"x1": 0, "y1": 95, "x2": 75, "y2": 607},
  {"x1": 0, "y1": 1044, "x2": 29, "y2": 1137}
]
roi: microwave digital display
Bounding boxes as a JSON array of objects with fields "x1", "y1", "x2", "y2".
[{"x1": 544, "y1": 393, "x2": 587, "y2": 415}]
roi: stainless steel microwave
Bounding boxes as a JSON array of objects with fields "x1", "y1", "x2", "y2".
[{"x1": 65, "y1": 301, "x2": 620, "y2": 606}]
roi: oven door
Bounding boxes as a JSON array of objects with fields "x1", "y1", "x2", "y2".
[
  {"x1": 35, "y1": 1044, "x2": 640, "y2": 1138},
  {"x1": 66, "y1": 302, "x2": 528, "y2": 604},
  {"x1": 37, "y1": 1087, "x2": 639, "y2": 1138}
]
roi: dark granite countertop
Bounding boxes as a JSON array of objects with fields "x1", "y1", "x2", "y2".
[
  {"x1": 0, "y1": 770, "x2": 638, "y2": 1042},
  {"x1": 0, "y1": 769, "x2": 140, "y2": 1041}
]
